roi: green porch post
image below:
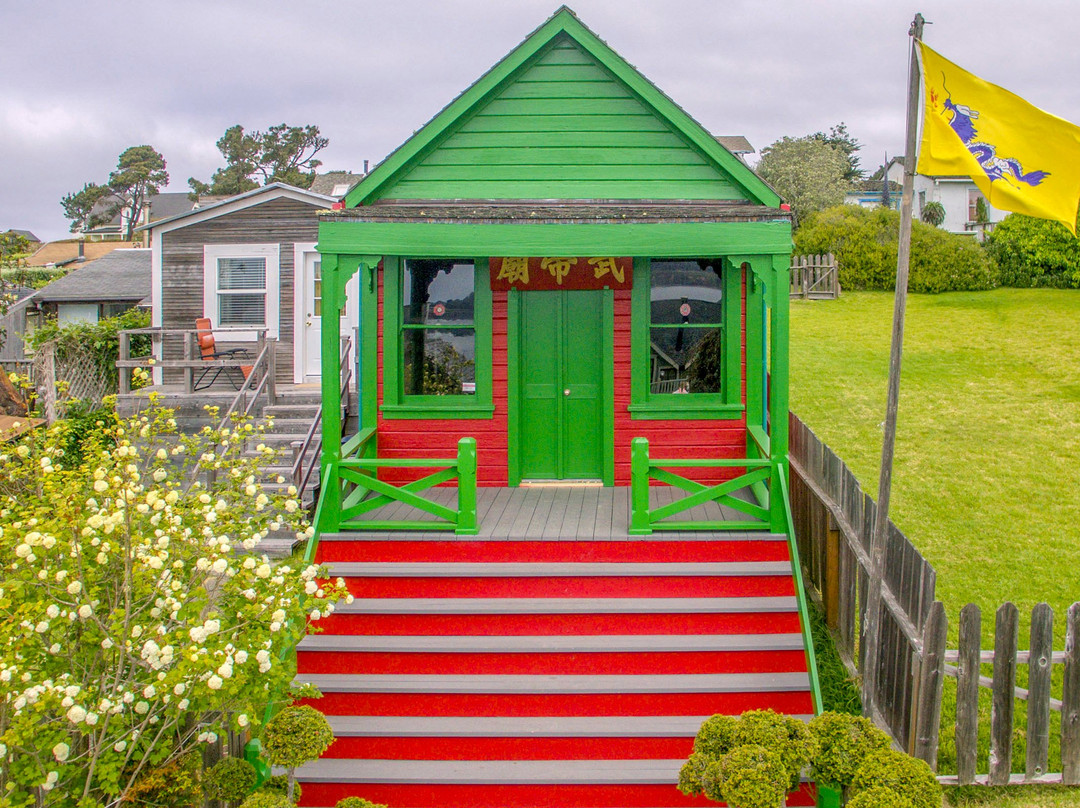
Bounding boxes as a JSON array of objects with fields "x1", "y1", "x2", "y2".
[
  {"x1": 740, "y1": 258, "x2": 766, "y2": 457},
  {"x1": 768, "y1": 253, "x2": 790, "y2": 533},
  {"x1": 320, "y1": 253, "x2": 346, "y2": 528}
]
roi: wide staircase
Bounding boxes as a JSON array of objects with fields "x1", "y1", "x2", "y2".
[{"x1": 292, "y1": 530, "x2": 816, "y2": 808}]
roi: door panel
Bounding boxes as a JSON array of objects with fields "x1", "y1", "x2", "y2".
[{"x1": 519, "y1": 290, "x2": 606, "y2": 481}]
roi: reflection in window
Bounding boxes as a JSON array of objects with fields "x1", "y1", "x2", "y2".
[
  {"x1": 402, "y1": 260, "x2": 476, "y2": 396},
  {"x1": 649, "y1": 259, "x2": 723, "y2": 394}
]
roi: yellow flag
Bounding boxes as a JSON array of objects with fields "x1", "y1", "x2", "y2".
[{"x1": 916, "y1": 42, "x2": 1080, "y2": 233}]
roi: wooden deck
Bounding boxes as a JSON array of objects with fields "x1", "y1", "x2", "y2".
[{"x1": 341, "y1": 485, "x2": 770, "y2": 540}]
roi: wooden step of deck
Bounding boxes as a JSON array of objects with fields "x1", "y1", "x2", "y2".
[{"x1": 295, "y1": 532, "x2": 812, "y2": 808}]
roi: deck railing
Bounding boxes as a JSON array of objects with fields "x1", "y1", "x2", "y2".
[
  {"x1": 317, "y1": 429, "x2": 479, "y2": 536},
  {"x1": 628, "y1": 436, "x2": 776, "y2": 533}
]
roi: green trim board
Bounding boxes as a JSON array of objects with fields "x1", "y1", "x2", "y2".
[
  {"x1": 380, "y1": 256, "x2": 494, "y2": 420},
  {"x1": 319, "y1": 220, "x2": 792, "y2": 259},
  {"x1": 629, "y1": 257, "x2": 744, "y2": 420},
  {"x1": 344, "y1": 7, "x2": 780, "y2": 208},
  {"x1": 507, "y1": 289, "x2": 614, "y2": 486}
]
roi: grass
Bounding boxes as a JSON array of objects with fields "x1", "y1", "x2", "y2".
[{"x1": 789, "y1": 289, "x2": 1080, "y2": 805}]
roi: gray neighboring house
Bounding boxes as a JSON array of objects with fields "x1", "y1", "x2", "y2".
[
  {"x1": 33, "y1": 248, "x2": 151, "y2": 327},
  {"x1": 141, "y1": 182, "x2": 351, "y2": 387}
]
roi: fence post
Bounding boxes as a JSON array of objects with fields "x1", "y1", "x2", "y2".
[
  {"x1": 629, "y1": 438, "x2": 652, "y2": 535},
  {"x1": 41, "y1": 341, "x2": 57, "y2": 424},
  {"x1": 118, "y1": 331, "x2": 131, "y2": 395},
  {"x1": 989, "y1": 602, "x2": 1020, "y2": 785},
  {"x1": 184, "y1": 331, "x2": 195, "y2": 394},
  {"x1": 1027, "y1": 603, "x2": 1054, "y2": 779},
  {"x1": 265, "y1": 337, "x2": 277, "y2": 406},
  {"x1": 455, "y1": 437, "x2": 478, "y2": 536},
  {"x1": 956, "y1": 603, "x2": 982, "y2": 785},
  {"x1": 1062, "y1": 603, "x2": 1080, "y2": 783},
  {"x1": 914, "y1": 600, "x2": 947, "y2": 769}
]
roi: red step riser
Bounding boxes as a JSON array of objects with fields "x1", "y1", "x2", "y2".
[
  {"x1": 317, "y1": 539, "x2": 790, "y2": 564},
  {"x1": 299, "y1": 782, "x2": 818, "y2": 808},
  {"x1": 324, "y1": 735, "x2": 695, "y2": 760},
  {"x1": 304, "y1": 691, "x2": 815, "y2": 717},
  {"x1": 316, "y1": 611, "x2": 803, "y2": 636},
  {"x1": 297, "y1": 650, "x2": 809, "y2": 676},
  {"x1": 341, "y1": 576, "x2": 795, "y2": 599}
]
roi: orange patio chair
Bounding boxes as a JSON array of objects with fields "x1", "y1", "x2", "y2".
[{"x1": 194, "y1": 317, "x2": 253, "y2": 391}]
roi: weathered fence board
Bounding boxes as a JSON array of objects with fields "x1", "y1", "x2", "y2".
[
  {"x1": 790, "y1": 253, "x2": 840, "y2": 299},
  {"x1": 955, "y1": 604, "x2": 981, "y2": 785},
  {"x1": 990, "y1": 603, "x2": 1019, "y2": 785},
  {"x1": 914, "y1": 601, "x2": 947, "y2": 768},
  {"x1": 1063, "y1": 604, "x2": 1080, "y2": 784},
  {"x1": 1027, "y1": 603, "x2": 1053, "y2": 779}
]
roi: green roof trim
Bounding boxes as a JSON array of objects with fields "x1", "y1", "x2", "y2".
[{"x1": 345, "y1": 6, "x2": 780, "y2": 208}]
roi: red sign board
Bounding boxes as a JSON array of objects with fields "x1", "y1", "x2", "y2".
[{"x1": 489, "y1": 257, "x2": 633, "y2": 291}]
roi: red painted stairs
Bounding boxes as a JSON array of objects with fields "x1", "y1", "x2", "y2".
[{"x1": 293, "y1": 533, "x2": 816, "y2": 808}]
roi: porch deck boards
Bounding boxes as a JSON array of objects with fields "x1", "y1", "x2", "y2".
[{"x1": 341, "y1": 485, "x2": 767, "y2": 540}]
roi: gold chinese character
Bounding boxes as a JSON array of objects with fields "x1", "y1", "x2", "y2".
[
  {"x1": 541, "y1": 257, "x2": 576, "y2": 285},
  {"x1": 588, "y1": 257, "x2": 624, "y2": 283},
  {"x1": 496, "y1": 257, "x2": 529, "y2": 285}
]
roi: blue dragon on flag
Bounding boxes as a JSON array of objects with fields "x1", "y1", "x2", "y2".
[{"x1": 938, "y1": 78, "x2": 1050, "y2": 187}]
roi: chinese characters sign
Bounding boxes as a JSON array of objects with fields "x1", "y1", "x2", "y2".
[{"x1": 489, "y1": 257, "x2": 633, "y2": 291}]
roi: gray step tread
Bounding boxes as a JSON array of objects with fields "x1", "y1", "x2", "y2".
[
  {"x1": 325, "y1": 714, "x2": 810, "y2": 737},
  {"x1": 295, "y1": 757, "x2": 688, "y2": 784},
  {"x1": 325, "y1": 561, "x2": 790, "y2": 577},
  {"x1": 298, "y1": 633, "x2": 805, "y2": 654},
  {"x1": 334, "y1": 596, "x2": 798, "y2": 614},
  {"x1": 296, "y1": 671, "x2": 811, "y2": 693}
]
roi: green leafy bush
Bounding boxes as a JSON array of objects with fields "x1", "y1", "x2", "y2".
[
  {"x1": 239, "y1": 791, "x2": 295, "y2": 808},
  {"x1": 336, "y1": 798, "x2": 389, "y2": 808},
  {"x1": 808, "y1": 712, "x2": 891, "y2": 789},
  {"x1": 846, "y1": 785, "x2": 916, "y2": 808},
  {"x1": 27, "y1": 307, "x2": 152, "y2": 392},
  {"x1": 204, "y1": 757, "x2": 258, "y2": 802},
  {"x1": 122, "y1": 753, "x2": 202, "y2": 807},
  {"x1": 692, "y1": 713, "x2": 740, "y2": 758},
  {"x1": 258, "y1": 773, "x2": 299, "y2": 801},
  {"x1": 716, "y1": 744, "x2": 789, "y2": 808},
  {"x1": 985, "y1": 213, "x2": 1080, "y2": 288},
  {"x1": 734, "y1": 710, "x2": 816, "y2": 790},
  {"x1": 849, "y1": 748, "x2": 940, "y2": 808},
  {"x1": 263, "y1": 705, "x2": 335, "y2": 800},
  {"x1": 795, "y1": 205, "x2": 998, "y2": 292}
]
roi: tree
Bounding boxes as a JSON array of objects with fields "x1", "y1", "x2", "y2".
[
  {"x1": 920, "y1": 200, "x2": 945, "y2": 227},
  {"x1": 811, "y1": 123, "x2": 863, "y2": 183},
  {"x1": 189, "y1": 124, "x2": 329, "y2": 198},
  {"x1": 62, "y1": 146, "x2": 169, "y2": 240},
  {"x1": 756, "y1": 137, "x2": 849, "y2": 227},
  {"x1": 0, "y1": 397, "x2": 349, "y2": 805}
]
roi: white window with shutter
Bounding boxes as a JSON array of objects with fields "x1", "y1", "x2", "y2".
[{"x1": 203, "y1": 244, "x2": 280, "y2": 340}]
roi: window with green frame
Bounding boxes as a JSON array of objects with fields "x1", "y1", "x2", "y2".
[
  {"x1": 629, "y1": 257, "x2": 742, "y2": 419},
  {"x1": 381, "y1": 257, "x2": 493, "y2": 419}
]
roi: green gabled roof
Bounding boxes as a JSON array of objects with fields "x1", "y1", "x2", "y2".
[{"x1": 346, "y1": 6, "x2": 780, "y2": 208}]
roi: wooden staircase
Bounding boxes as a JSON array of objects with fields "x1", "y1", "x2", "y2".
[{"x1": 293, "y1": 532, "x2": 816, "y2": 808}]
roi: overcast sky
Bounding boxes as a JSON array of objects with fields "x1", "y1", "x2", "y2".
[{"x1": 5, "y1": 0, "x2": 1080, "y2": 243}]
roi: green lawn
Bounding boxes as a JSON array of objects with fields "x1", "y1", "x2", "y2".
[{"x1": 789, "y1": 289, "x2": 1080, "y2": 805}]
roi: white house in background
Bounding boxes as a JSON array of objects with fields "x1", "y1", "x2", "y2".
[{"x1": 887, "y1": 157, "x2": 1008, "y2": 238}]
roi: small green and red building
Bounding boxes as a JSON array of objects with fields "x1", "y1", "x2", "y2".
[{"x1": 295, "y1": 7, "x2": 818, "y2": 807}]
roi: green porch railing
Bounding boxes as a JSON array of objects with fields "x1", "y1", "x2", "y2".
[
  {"x1": 318, "y1": 428, "x2": 479, "y2": 536},
  {"x1": 629, "y1": 436, "x2": 776, "y2": 534}
]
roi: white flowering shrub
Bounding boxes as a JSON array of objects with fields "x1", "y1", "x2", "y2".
[{"x1": 0, "y1": 392, "x2": 350, "y2": 806}]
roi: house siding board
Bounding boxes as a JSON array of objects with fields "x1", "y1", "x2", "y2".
[
  {"x1": 158, "y1": 198, "x2": 320, "y2": 385},
  {"x1": 377, "y1": 38, "x2": 743, "y2": 203},
  {"x1": 376, "y1": 276, "x2": 510, "y2": 488}
]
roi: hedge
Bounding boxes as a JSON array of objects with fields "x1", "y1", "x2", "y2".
[
  {"x1": 794, "y1": 205, "x2": 999, "y2": 293},
  {"x1": 984, "y1": 213, "x2": 1080, "y2": 288}
]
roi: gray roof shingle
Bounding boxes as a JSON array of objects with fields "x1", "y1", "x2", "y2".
[{"x1": 34, "y1": 249, "x2": 150, "y2": 303}]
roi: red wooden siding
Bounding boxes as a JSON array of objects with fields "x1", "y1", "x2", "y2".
[
  {"x1": 376, "y1": 276, "x2": 510, "y2": 486},
  {"x1": 376, "y1": 269, "x2": 748, "y2": 487}
]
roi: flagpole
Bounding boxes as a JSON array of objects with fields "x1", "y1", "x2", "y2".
[{"x1": 861, "y1": 12, "x2": 925, "y2": 721}]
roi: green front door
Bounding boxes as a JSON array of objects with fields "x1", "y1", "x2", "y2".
[{"x1": 518, "y1": 290, "x2": 609, "y2": 481}]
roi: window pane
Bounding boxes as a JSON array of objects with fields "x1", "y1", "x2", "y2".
[
  {"x1": 313, "y1": 261, "x2": 322, "y2": 317},
  {"x1": 219, "y1": 293, "x2": 265, "y2": 326},
  {"x1": 650, "y1": 325, "x2": 722, "y2": 394},
  {"x1": 218, "y1": 257, "x2": 266, "y2": 290},
  {"x1": 650, "y1": 259, "x2": 723, "y2": 326},
  {"x1": 403, "y1": 328, "x2": 476, "y2": 396},
  {"x1": 403, "y1": 260, "x2": 475, "y2": 325}
]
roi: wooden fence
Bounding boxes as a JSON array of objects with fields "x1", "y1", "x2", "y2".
[
  {"x1": 924, "y1": 602, "x2": 1080, "y2": 786},
  {"x1": 788, "y1": 413, "x2": 937, "y2": 753},
  {"x1": 788, "y1": 411, "x2": 1080, "y2": 784},
  {"x1": 790, "y1": 254, "x2": 839, "y2": 300}
]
